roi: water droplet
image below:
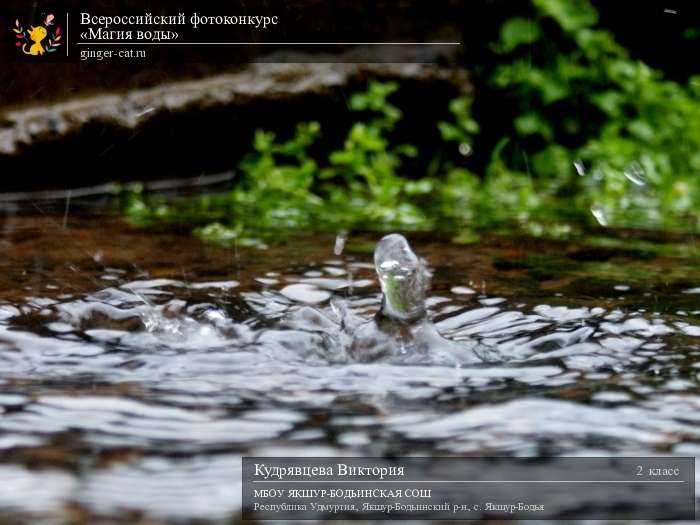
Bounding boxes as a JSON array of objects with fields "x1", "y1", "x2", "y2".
[
  {"x1": 374, "y1": 234, "x2": 428, "y2": 321},
  {"x1": 624, "y1": 161, "x2": 646, "y2": 186},
  {"x1": 590, "y1": 204, "x2": 609, "y2": 226},
  {"x1": 458, "y1": 143, "x2": 472, "y2": 157},
  {"x1": 379, "y1": 260, "x2": 400, "y2": 272},
  {"x1": 334, "y1": 232, "x2": 347, "y2": 256},
  {"x1": 134, "y1": 107, "x2": 156, "y2": 118},
  {"x1": 573, "y1": 159, "x2": 586, "y2": 176}
]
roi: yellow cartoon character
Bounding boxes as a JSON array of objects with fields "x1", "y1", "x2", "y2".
[
  {"x1": 23, "y1": 25, "x2": 48, "y2": 55},
  {"x1": 13, "y1": 15, "x2": 60, "y2": 56}
]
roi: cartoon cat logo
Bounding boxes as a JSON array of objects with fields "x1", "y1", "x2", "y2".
[{"x1": 12, "y1": 14, "x2": 61, "y2": 56}]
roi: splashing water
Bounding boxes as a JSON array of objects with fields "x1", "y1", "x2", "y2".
[
  {"x1": 458, "y1": 143, "x2": 473, "y2": 157},
  {"x1": 276, "y1": 234, "x2": 490, "y2": 365},
  {"x1": 2, "y1": 213, "x2": 700, "y2": 522},
  {"x1": 624, "y1": 161, "x2": 647, "y2": 186},
  {"x1": 590, "y1": 204, "x2": 609, "y2": 226},
  {"x1": 333, "y1": 231, "x2": 347, "y2": 256},
  {"x1": 374, "y1": 234, "x2": 428, "y2": 322}
]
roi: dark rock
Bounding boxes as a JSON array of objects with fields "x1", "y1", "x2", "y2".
[{"x1": 0, "y1": 62, "x2": 470, "y2": 191}]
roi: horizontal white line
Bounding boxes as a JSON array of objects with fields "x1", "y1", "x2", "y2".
[
  {"x1": 253, "y1": 480, "x2": 685, "y2": 483},
  {"x1": 76, "y1": 42, "x2": 461, "y2": 45}
]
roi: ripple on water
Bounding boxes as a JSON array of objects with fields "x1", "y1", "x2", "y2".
[
  {"x1": 1, "y1": 235, "x2": 700, "y2": 521},
  {"x1": 78, "y1": 455, "x2": 243, "y2": 520},
  {"x1": 391, "y1": 398, "x2": 700, "y2": 454}
]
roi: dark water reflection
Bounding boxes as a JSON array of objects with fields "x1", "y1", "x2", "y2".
[{"x1": 0, "y1": 210, "x2": 699, "y2": 522}]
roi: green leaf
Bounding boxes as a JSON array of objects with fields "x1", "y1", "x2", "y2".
[
  {"x1": 514, "y1": 113, "x2": 554, "y2": 141},
  {"x1": 499, "y1": 17, "x2": 542, "y2": 53},
  {"x1": 533, "y1": 0, "x2": 598, "y2": 33}
]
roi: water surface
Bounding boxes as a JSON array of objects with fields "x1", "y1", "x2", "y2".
[{"x1": 1, "y1": 206, "x2": 700, "y2": 522}]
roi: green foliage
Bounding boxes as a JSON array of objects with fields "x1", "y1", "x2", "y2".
[
  {"x1": 497, "y1": 17, "x2": 542, "y2": 53},
  {"x1": 484, "y1": 0, "x2": 700, "y2": 231},
  {"x1": 125, "y1": 0, "x2": 700, "y2": 244},
  {"x1": 321, "y1": 81, "x2": 425, "y2": 225},
  {"x1": 125, "y1": 80, "x2": 436, "y2": 244},
  {"x1": 234, "y1": 121, "x2": 323, "y2": 229},
  {"x1": 438, "y1": 96, "x2": 480, "y2": 145}
]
